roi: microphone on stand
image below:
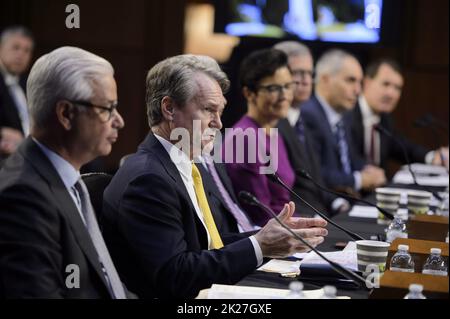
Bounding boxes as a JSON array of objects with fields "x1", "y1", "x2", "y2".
[
  {"x1": 413, "y1": 115, "x2": 449, "y2": 175},
  {"x1": 414, "y1": 113, "x2": 449, "y2": 134},
  {"x1": 374, "y1": 124, "x2": 443, "y2": 201},
  {"x1": 238, "y1": 191, "x2": 367, "y2": 288},
  {"x1": 295, "y1": 169, "x2": 394, "y2": 220},
  {"x1": 266, "y1": 173, "x2": 365, "y2": 240}
]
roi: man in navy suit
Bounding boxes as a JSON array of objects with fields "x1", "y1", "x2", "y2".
[
  {"x1": 302, "y1": 49, "x2": 386, "y2": 194},
  {"x1": 349, "y1": 58, "x2": 448, "y2": 173},
  {"x1": 0, "y1": 26, "x2": 34, "y2": 162},
  {"x1": 0, "y1": 47, "x2": 127, "y2": 298},
  {"x1": 274, "y1": 41, "x2": 350, "y2": 216},
  {"x1": 102, "y1": 54, "x2": 328, "y2": 298}
]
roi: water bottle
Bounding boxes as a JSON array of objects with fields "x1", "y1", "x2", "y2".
[
  {"x1": 404, "y1": 284, "x2": 426, "y2": 299},
  {"x1": 422, "y1": 248, "x2": 448, "y2": 276},
  {"x1": 385, "y1": 215, "x2": 407, "y2": 243},
  {"x1": 286, "y1": 281, "x2": 306, "y2": 299},
  {"x1": 321, "y1": 285, "x2": 337, "y2": 299},
  {"x1": 390, "y1": 245, "x2": 415, "y2": 273}
]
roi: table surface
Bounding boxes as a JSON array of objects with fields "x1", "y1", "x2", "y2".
[{"x1": 236, "y1": 183, "x2": 448, "y2": 299}]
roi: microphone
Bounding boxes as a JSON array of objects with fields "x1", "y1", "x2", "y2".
[
  {"x1": 296, "y1": 169, "x2": 394, "y2": 220},
  {"x1": 413, "y1": 115, "x2": 449, "y2": 175},
  {"x1": 266, "y1": 173, "x2": 365, "y2": 240},
  {"x1": 374, "y1": 124, "x2": 443, "y2": 201},
  {"x1": 414, "y1": 113, "x2": 449, "y2": 134},
  {"x1": 238, "y1": 191, "x2": 367, "y2": 288}
]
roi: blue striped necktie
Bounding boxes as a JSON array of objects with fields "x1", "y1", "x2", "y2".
[{"x1": 334, "y1": 120, "x2": 352, "y2": 175}]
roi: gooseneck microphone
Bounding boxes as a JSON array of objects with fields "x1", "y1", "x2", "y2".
[
  {"x1": 414, "y1": 113, "x2": 449, "y2": 134},
  {"x1": 296, "y1": 169, "x2": 394, "y2": 220},
  {"x1": 414, "y1": 115, "x2": 449, "y2": 175},
  {"x1": 267, "y1": 173, "x2": 365, "y2": 240},
  {"x1": 238, "y1": 191, "x2": 367, "y2": 288},
  {"x1": 374, "y1": 124, "x2": 443, "y2": 201}
]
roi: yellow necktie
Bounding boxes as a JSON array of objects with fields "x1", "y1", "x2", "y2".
[{"x1": 191, "y1": 163, "x2": 224, "y2": 249}]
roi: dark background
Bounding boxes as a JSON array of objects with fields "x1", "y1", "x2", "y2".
[{"x1": 0, "y1": 0, "x2": 448, "y2": 173}]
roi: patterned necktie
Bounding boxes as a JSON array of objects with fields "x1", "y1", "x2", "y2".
[
  {"x1": 334, "y1": 120, "x2": 352, "y2": 175},
  {"x1": 294, "y1": 117, "x2": 306, "y2": 144},
  {"x1": 204, "y1": 158, "x2": 254, "y2": 232},
  {"x1": 191, "y1": 163, "x2": 224, "y2": 249},
  {"x1": 74, "y1": 179, "x2": 126, "y2": 299}
]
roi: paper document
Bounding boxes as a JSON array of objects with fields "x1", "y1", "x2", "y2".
[
  {"x1": 300, "y1": 250, "x2": 358, "y2": 272},
  {"x1": 402, "y1": 163, "x2": 448, "y2": 176},
  {"x1": 257, "y1": 259, "x2": 301, "y2": 276},
  {"x1": 393, "y1": 170, "x2": 449, "y2": 187},
  {"x1": 197, "y1": 284, "x2": 350, "y2": 299},
  {"x1": 348, "y1": 205, "x2": 378, "y2": 218}
]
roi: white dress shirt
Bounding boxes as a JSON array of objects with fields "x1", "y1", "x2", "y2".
[{"x1": 2, "y1": 69, "x2": 30, "y2": 136}]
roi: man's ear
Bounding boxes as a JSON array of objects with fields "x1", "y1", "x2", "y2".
[
  {"x1": 55, "y1": 101, "x2": 74, "y2": 130},
  {"x1": 242, "y1": 87, "x2": 256, "y2": 104},
  {"x1": 161, "y1": 96, "x2": 175, "y2": 121}
]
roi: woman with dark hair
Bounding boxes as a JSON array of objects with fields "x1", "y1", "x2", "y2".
[{"x1": 222, "y1": 48, "x2": 296, "y2": 226}]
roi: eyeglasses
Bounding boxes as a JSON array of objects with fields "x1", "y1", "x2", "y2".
[
  {"x1": 69, "y1": 100, "x2": 118, "y2": 122},
  {"x1": 256, "y1": 82, "x2": 296, "y2": 96},
  {"x1": 291, "y1": 69, "x2": 314, "y2": 80}
]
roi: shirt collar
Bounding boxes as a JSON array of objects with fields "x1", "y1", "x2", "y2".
[
  {"x1": 359, "y1": 95, "x2": 381, "y2": 125},
  {"x1": 32, "y1": 138, "x2": 81, "y2": 189},
  {"x1": 316, "y1": 93, "x2": 343, "y2": 129},
  {"x1": 287, "y1": 107, "x2": 301, "y2": 127},
  {"x1": 154, "y1": 134, "x2": 193, "y2": 181},
  {"x1": 0, "y1": 64, "x2": 19, "y2": 86}
]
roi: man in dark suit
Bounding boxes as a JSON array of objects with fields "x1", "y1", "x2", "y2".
[
  {"x1": 102, "y1": 54, "x2": 328, "y2": 299},
  {"x1": 0, "y1": 47, "x2": 127, "y2": 298},
  {"x1": 349, "y1": 58, "x2": 448, "y2": 173},
  {"x1": 0, "y1": 26, "x2": 34, "y2": 162},
  {"x1": 302, "y1": 49, "x2": 386, "y2": 194},
  {"x1": 273, "y1": 41, "x2": 349, "y2": 216}
]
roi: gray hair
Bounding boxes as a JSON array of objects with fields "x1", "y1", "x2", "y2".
[
  {"x1": 273, "y1": 41, "x2": 311, "y2": 58},
  {"x1": 27, "y1": 46, "x2": 114, "y2": 129},
  {"x1": 145, "y1": 54, "x2": 230, "y2": 127},
  {"x1": 0, "y1": 26, "x2": 34, "y2": 46},
  {"x1": 315, "y1": 49, "x2": 356, "y2": 84}
]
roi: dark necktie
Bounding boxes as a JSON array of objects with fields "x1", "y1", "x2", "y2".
[
  {"x1": 294, "y1": 117, "x2": 306, "y2": 144},
  {"x1": 74, "y1": 179, "x2": 126, "y2": 299},
  {"x1": 334, "y1": 120, "x2": 352, "y2": 175}
]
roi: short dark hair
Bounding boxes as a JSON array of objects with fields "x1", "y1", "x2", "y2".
[
  {"x1": 239, "y1": 49, "x2": 289, "y2": 91},
  {"x1": 365, "y1": 58, "x2": 402, "y2": 79},
  {"x1": 0, "y1": 25, "x2": 34, "y2": 45}
]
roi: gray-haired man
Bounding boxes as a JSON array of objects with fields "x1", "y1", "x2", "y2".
[{"x1": 0, "y1": 46, "x2": 126, "y2": 298}]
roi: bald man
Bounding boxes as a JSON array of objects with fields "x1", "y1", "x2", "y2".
[{"x1": 302, "y1": 49, "x2": 386, "y2": 194}]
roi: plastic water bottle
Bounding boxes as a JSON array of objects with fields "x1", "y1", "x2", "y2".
[
  {"x1": 422, "y1": 248, "x2": 448, "y2": 276},
  {"x1": 321, "y1": 285, "x2": 337, "y2": 299},
  {"x1": 390, "y1": 245, "x2": 415, "y2": 272},
  {"x1": 404, "y1": 284, "x2": 426, "y2": 299},
  {"x1": 286, "y1": 281, "x2": 306, "y2": 299},
  {"x1": 386, "y1": 215, "x2": 407, "y2": 243}
]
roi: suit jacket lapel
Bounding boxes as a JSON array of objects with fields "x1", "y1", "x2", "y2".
[
  {"x1": 20, "y1": 138, "x2": 111, "y2": 290},
  {"x1": 142, "y1": 133, "x2": 208, "y2": 247}
]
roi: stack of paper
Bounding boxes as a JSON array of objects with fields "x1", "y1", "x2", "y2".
[
  {"x1": 197, "y1": 284, "x2": 351, "y2": 299},
  {"x1": 257, "y1": 259, "x2": 301, "y2": 276},
  {"x1": 300, "y1": 250, "x2": 359, "y2": 272},
  {"x1": 393, "y1": 169, "x2": 449, "y2": 187}
]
